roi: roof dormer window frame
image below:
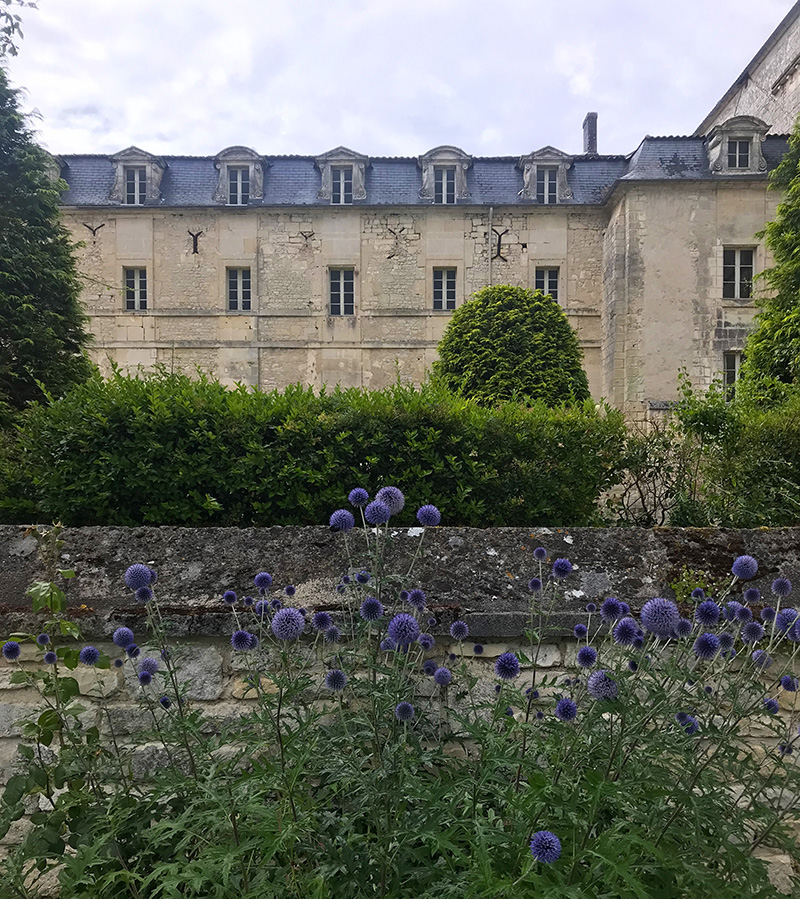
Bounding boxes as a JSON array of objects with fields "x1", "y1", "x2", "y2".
[
  {"x1": 419, "y1": 146, "x2": 472, "y2": 203},
  {"x1": 213, "y1": 146, "x2": 265, "y2": 205},
  {"x1": 518, "y1": 147, "x2": 574, "y2": 203},
  {"x1": 108, "y1": 147, "x2": 165, "y2": 206},
  {"x1": 316, "y1": 147, "x2": 368, "y2": 203},
  {"x1": 706, "y1": 116, "x2": 769, "y2": 175}
]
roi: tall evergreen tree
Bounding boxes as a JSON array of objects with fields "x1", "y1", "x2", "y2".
[{"x1": 0, "y1": 66, "x2": 92, "y2": 418}]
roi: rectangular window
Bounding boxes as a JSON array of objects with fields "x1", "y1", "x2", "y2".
[
  {"x1": 536, "y1": 167, "x2": 557, "y2": 204},
  {"x1": 727, "y1": 139, "x2": 750, "y2": 169},
  {"x1": 434, "y1": 166, "x2": 456, "y2": 204},
  {"x1": 124, "y1": 167, "x2": 146, "y2": 205},
  {"x1": 331, "y1": 166, "x2": 353, "y2": 205},
  {"x1": 535, "y1": 267, "x2": 559, "y2": 301},
  {"x1": 329, "y1": 268, "x2": 354, "y2": 316},
  {"x1": 228, "y1": 166, "x2": 250, "y2": 205},
  {"x1": 227, "y1": 268, "x2": 252, "y2": 311},
  {"x1": 722, "y1": 248, "x2": 754, "y2": 299},
  {"x1": 433, "y1": 268, "x2": 457, "y2": 311},
  {"x1": 723, "y1": 350, "x2": 742, "y2": 400},
  {"x1": 124, "y1": 268, "x2": 147, "y2": 310}
]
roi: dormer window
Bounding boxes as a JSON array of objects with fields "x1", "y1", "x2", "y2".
[
  {"x1": 727, "y1": 139, "x2": 750, "y2": 169},
  {"x1": 331, "y1": 166, "x2": 353, "y2": 205},
  {"x1": 213, "y1": 147, "x2": 265, "y2": 205},
  {"x1": 518, "y1": 147, "x2": 573, "y2": 204},
  {"x1": 316, "y1": 148, "x2": 368, "y2": 204},
  {"x1": 125, "y1": 166, "x2": 146, "y2": 205},
  {"x1": 419, "y1": 147, "x2": 471, "y2": 203},
  {"x1": 108, "y1": 147, "x2": 165, "y2": 206},
  {"x1": 707, "y1": 116, "x2": 768, "y2": 175},
  {"x1": 536, "y1": 167, "x2": 558, "y2": 204}
]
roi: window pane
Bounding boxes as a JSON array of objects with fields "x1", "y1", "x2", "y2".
[
  {"x1": 434, "y1": 168, "x2": 443, "y2": 204},
  {"x1": 723, "y1": 249, "x2": 736, "y2": 266},
  {"x1": 446, "y1": 169, "x2": 455, "y2": 204},
  {"x1": 330, "y1": 270, "x2": 341, "y2": 315}
]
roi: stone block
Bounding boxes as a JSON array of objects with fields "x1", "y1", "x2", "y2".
[
  {"x1": 174, "y1": 647, "x2": 224, "y2": 700},
  {"x1": 73, "y1": 666, "x2": 122, "y2": 698},
  {"x1": 231, "y1": 675, "x2": 279, "y2": 699}
]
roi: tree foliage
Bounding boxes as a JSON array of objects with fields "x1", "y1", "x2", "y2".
[
  {"x1": 0, "y1": 65, "x2": 92, "y2": 419},
  {"x1": 433, "y1": 285, "x2": 590, "y2": 407}
]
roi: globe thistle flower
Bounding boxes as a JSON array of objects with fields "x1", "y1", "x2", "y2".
[
  {"x1": 271, "y1": 608, "x2": 305, "y2": 641},
  {"x1": 407, "y1": 589, "x2": 426, "y2": 610},
  {"x1": 718, "y1": 631, "x2": 735, "y2": 651},
  {"x1": 41, "y1": 650, "x2": 57, "y2": 665},
  {"x1": 724, "y1": 601, "x2": 742, "y2": 622},
  {"x1": 695, "y1": 601, "x2": 720, "y2": 627},
  {"x1": 761, "y1": 607, "x2": 776, "y2": 623},
  {"x1": 254, "y1": 572, "x2": 273, "y2": 591},
  {"x1": 764, "y1": 697, "x2": 780, "y2": 715},
  {"x1": 555, "y1": 697, "x2": 578, "y2": 721},
  {"x1": 576, "y1": 645, "x2": 597, "y2": 668},
  {"x1": 619, "y1": 602, "x2": 631, "y2": 616},
  {"x1": 534, "y1": 710, "x2": 544, "y2": 719},
  {"x1": 574, "y1": 624, "x2": 588, "y2": 639},
  {"x1": 79, "y1": 646, "x2": 100, "y2": 666},
  {"x1": 376, "y1": 486, "x2": 405, "y2": 515},
  {"x1": 752, "y1": 649, "x2": 773, "y2": 670},
  {"x1": 254, "y1": 600, "x2": 269, "y2": 617},
  {"x1": 741, "y1": 621, "x2": 765, "y2": 644},
  {"x1": 600, "y1": 597, "x2": 623, "y2": 623},
  {"x1": 242, "y1": 595, "x2": 254, "y2": 607},
  {"x1": 779, "y1": 743, "x2": 793, "y2": 756},
  {"x1": 781, "y1": 675, "x2": 798, "y2": 692},
  {"x1": 231, "y1": 630, "x2": 256, "y2": 651},
  {"x1": 772, "y1": 577, "x2": 792, "y2": 598},
  {"x1": 632, "y1": 635, "x2": 644, "y2": 650},
  {"x1": 526, "y1": 687, "x2": 540, "y2": 698},
  {"x1": 614, "y1": 616, "x2": 639, "y2": 646},
  {"x1": 159, "y1": 696, "x2": 172, "y2": 709},
  {"x1": 355, "y1": 571, "x2": 370, "y2": 585},
  {"x1": 342, "y1": 576, "x2": 351, "y2": 585},
  {"x1": 422, "y1": 659, "x2": 437, "y2": 675},
  {"x1": 776, "y1": 608, "x2": 798, "y2": 633},
  {"x1": 418, "y1": 633, "x2": 435, "y2": 651},
  {"x1": 36, "y1": 633, "x2": 49, "y2": 646},
  {"x1": 138, "y1": 671, "x2": 152, "y2": 686},
  {"x1": 270, "y1": 599, "x2": 283, "y2": 610},
  {"x1": 744, "y1": 587, "x2": 761, "y2": 604},
  {"x1": 788, "y1": 620, "x2": 800, "y2": 643},
  {"x1": 641, "y1": 597, "x2": 680, "y2": 639},
  {"x1": 124, "y1": 564, "x2": 152, "y2": 590},
  {"x1": 675, "y1": 618, "x2": 693, "y2": 638},
  {"x1": 563, "y1": 677, "x2": 572, "y2": 686},
  {"x1": 149, "y1": 570, "x2": 158, "y2": 584},
  {"x1": 222, "y1": 590, "x2": 237, "y2": 605},
  {"x1": 113, "y1": 658, "x2": 123, "y2": 668},
  {"x1": 434, "y1": 667, "x2": 452, "y2": 686},
  {"x1": 691, "y1": 588, "x2": 705, "y2": 600},
  {"x1": 111, "y1": 626, "x2": 135, "y2": 648},
  {"x1": 450, "y1": 620, "x2": 469, "y2": 641},
  {"x1": 394, "y1": 701, "x2": 415, "y2": 722},
  {"x1": 628, "y1": 659, "x2": 638, "y2": 672},
  {"x1": 380, "y1": 638, "x2": 396, "y2": 652},
  {"x1": 693, "y1": 633, "x2": 720, "y2": 660},
  {"x1": 587, "y1": 670, "x2": 618, "y2": 700},
  {"x1": 312, "y1": 611, "x2": 333, "y2": 631},
  {"x1": 139, "y1": 657, "x2": 159, "y2": 675},
  {"x1": 528, "y1": 577, "x2": 542, "y2": 593},
  {"x1": 416, "y1": 505, "x2": 441, "y2": 527},
  {"x1": 586, "y1": 602, "x2": 597, "y2": 613},
  {"x1": 552, "y1": 558, "x2": 572, "y2": 579},
  {"x1": 736, "y1": 606, "x2": 753, "y2": 623},
  {"x1": 284, "y1": 585, "x2": 296, "y2": 597},
  {"x1": 732, "y1": 555, "x2": 758, "y2": 581},
  {"x1": 473, "y1": 644, "x2": 484, "y2": 655},
  {"x1": 399, "y1": 590, "x2": 410, "y2": 602},
  {"x1": 348, "y1": 487, "x2": 369, "y2": 507},
  {"x1": 134, "y1": 586, "x2": 153, "y2": 604},
  {"x1": 126, "y1": 643, "x2": 140, "y2": 658},
  {"x1": 530, "y1": 546, "x2": 547, "y2": 563},
  {"x1": 704, "y1": 685, "x2": 714, "y2": 695},
  {"x1": 324, "y1": 626, "x2": 341, "y2": 644},
  {"x1": 324, "y1": 669, "x2": 347, "y2": 692},
  {"x1": 329, "y1": 509, "x2": 355, "y2": 532},
  {"x1": 680, "y1": 715, "x2": 700, "y2": 736},
  {"x1": 495, "y1": 652, "x2": 521, "y2": 681},
  {"x1": 388, "y1": 613, "x2": 420, "y2": 646},
  {"x1": 360, "y1": 597, "x2": 384, "y2": 622},
  {"x1": 494, "y1": 684, "x2": 502, "y2": 694},
  {"x1": 448, "y1": 653, "x2": 457, "y2": 662}
]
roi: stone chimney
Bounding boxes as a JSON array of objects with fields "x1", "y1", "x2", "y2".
[{"x1": 583, "y1": 112, "x2": 598, "y2": 155}]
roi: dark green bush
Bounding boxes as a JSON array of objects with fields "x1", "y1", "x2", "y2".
[{"x1": 0, "y1": 368, "x2": 625, "y2": 527}]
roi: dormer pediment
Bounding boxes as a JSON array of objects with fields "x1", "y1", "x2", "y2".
[
  {"x1": 706, "y1": 116, "x2": 769, "y2": 175},
  {"x1": 213, "y1": 146, "x2": 266, "y2": 203},
  {"x1": 316, "y1": 146, "x2": 369, "y2": 164},
  {"x1": 108, "y1": 146, "x2": 165, "y2": 204},
  {"x1": 524, "y1": 146, "x2": 573, "y2": 163},
  {"x1": 315, "y1": 147, "x2": 369, "y2": 202},
  {"x1": 418, "y1": 146, "x2": 472, "y2": 201},
  {"x1": 518, "y1": 147, "x2": 573, "y2": 202}
]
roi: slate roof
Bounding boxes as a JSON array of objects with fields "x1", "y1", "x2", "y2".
[{"x1": 56, "y1": 138, "x2": 787, "y2": 208}]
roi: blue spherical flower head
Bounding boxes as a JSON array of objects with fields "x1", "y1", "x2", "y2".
[
  {"x1": 159, "y1": 696, "x2": 172, "y2": 709},
  {"x1": 329, "y1": 509, "x2": 355, "y2": 532},
  {"x1": 135, "y1": 586, "x2": 153, "y2": 604},
  {"x1": 360, "y1": 596, "x2": 384, "y2": 622},
  {"x1": 585, "y1": 602, "x2": 597, "y2": 613},
  {"x1": 243, "y1": 595, "x2": 254, "y2": 607},
  {"x1": 627, "y1": 659, "x2": 638, "y2": 672},
  {"x1": 422, "y1": 659, "x2": 437, "y2": 675},
  {"x1": 138, "y1": 671, "x2": 152, "y2": 686},
  {"x1": 44, "y1": 651, "x2": 57, "y2": 665},
  {"x1": 587, "y1": 669, "x2": 618, "y2": 700},
  {"x1": 312, "y1": 611, "x2": 332, "y2": 631},
  {"x1": 113, "y1": 658, "x2": 123, "y2": 668},
  {"x1": 473, "y1": 644, "x2": 484, "y2": 655},
  {"x1": 79, "y1": 646, "x2": 100, "y2": 666},
  {"x1": 231, "y1": 630, "x2": 255, "y2": 651},
  {"x1": 530, "y1": 830, "x2": 561, "y2": 864},
  {"x1": 752, "y1": 649, "x2": 773, "y2": 670},
  {"x1": 776, "y1": 608, "x2": 798, "y2": 633},
  {"x1": 416, "y1": 505, "x2": 441, "y2": 527},
  {"x1": 723, "y1": 601, "x2": 742, "y2": 622},
  {"x1": 149, "y1": 569, "x2": 157, "y2": 584},
  {"x1": 395, "y1": 701, "x2": 415, "y2": 722},
  {"x1": 494, "y1": 684, "x2": 502, "y2": 694},
  {"x1": 284, "y1": 586, "x2": 296, "y2": 598},
  {"x1": 573, "y1": 623, "x2": 588, "y2": 639},
  {"x1": 418, "y1": 633, "x2": 435, "y2": 651},
  {"x1": 641, "y1": 597, "x2": 680, "y2": 639},
  {"x1": 611, "y1": 617, "x2": 637, "y2": 646},
  {"x1": 112, "y1": 627, "x2": 134, "y2": 648},
  {"x1": 406, "y1": 589, "x2": 426, "y2": 610},
  {"x1": 718, "y1": 631, "x2": 735, "y2": 652},
  {"x1": 124, "y1": 564, "x2": 152, "y2": 591},
  {"x1": 272, "y1": 608, "x2": 305, "y2": 641},
  {"x1": 691, "y1": 587, "x2": 705, "y2": 600},
  {"x1": 732, "y1": 555, "x2": 758, "y2": 581},
  {"x1": 772, "y1": 577, "x2": 793, "y2": 598},
  {"x1": 254, "y1": 599, "x2": 269, "y2": 617},
  {"x1": 528, "y1": 577, "x2": 542, "y2": 593},
  {"x1": 355, "y1": 571, "x2": 370, "y2": 585},
  {"x1": 693, "y1": 633, "x2": 720, "y2": 660},
  {"x1": 695, "y1": 600, "x2": 720, "y2": 627},
  {"x1": 348, "y1": 487, "x2": 369, "y2": 508},
  {"x1": 681, "y1": 715, "x2": 700, "y2": 736},
  {"x1": 126, "y1": 643, "x2": 140, "y2": 658},
  {"x1": 495, "y1": 652, "x2": 521, "y2": 681},
  {"x1": 376, "y1": 486, "x2": 405, "y2": 515},
  {"x1": 764, "y1": 697, "x2": 780, "y2": 715},
  {"x1": 741, "y1": 621, "x2": 765, "y2": 644},
  {"x1": 619, "y1": 602, "x2": 631, "y2": 616},
  {"x1": 365, "y1": 500, "x2": 391, "y2": 525},
  {"x1": 779, "y1": 743, "x2": 794, "y2": 756},
  {"x1": 388, "y1": 613, "x2": 420, "y2": 646},
  {"x1": 736, "y1": 606, "x2": 753, "y2": 623},
  {"x1": 270, "y1": 598, "x2": 282, "y2": 610},
  {"x1": 533, "y1": 547, "x2": 548, "y2": 562},
  {"x1": 781, "y1": 675, "x2": 798, "y2": 692},
  {"x1": 675, "y1": 618, "x2": 693, "y2": 638},
  {"x1": 576, "y1": 645, "x2": 597, "y2": 668},
  {"x1": 761, "y1": 606, "x2": 776, "y2": 623},
  {"x1": 342, "y1": 576, "x2": 351, "y2": 585},
  {"x1": 140, "y1": 657, "x2": 159, "y2": 675},
  {"x1": 222, "y1": 590, "x2": 237, "y2": 606},
  {"x1": 555, "y1": 697, "x2": 578, "y2": 721},
  {"x1": 450, "y1": 620, "x2": 469, "y2": 641},
  {"x1": 600, "y1": 597, "x2": 622, "y2": 623},
  {"x1": 552, "y1": 558, "x2": 572, "y2": 579},
  {"x1": 36, "y1": 633, "x2": 49, "y2": 646},
  {"x1": 632, "y1": 635, "x2": 645, "y2": 650},
  {"x1": 434, "y1": 667, "x2": 452, "y2": 686},
  {"x1": 380, "y1": 637, "x2": 396, "y2": 652},
  {"x1": 324, "y1": 669, "x2": 347, "y2": 691},
  {"x1": 744, "y1": 587, "x2": 761, "y2": 604},
  {"x1": 324, "y1": 626, "x2": 341, "y2": 644}
]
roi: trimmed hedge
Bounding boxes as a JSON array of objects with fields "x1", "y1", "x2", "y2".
[{"x1": 0, "y1": 369, "x2": 625, "y2": 527}]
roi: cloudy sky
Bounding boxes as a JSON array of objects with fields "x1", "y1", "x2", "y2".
[{"x1": 4, "y1": 0, "x2": 795, "y2": 159}]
